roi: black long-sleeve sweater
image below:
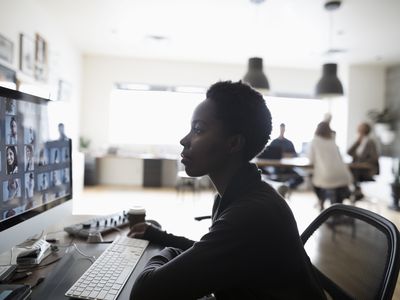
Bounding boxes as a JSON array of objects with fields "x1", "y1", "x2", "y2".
[{"x1": 130, "y1": 163, "x2": 326, "y2": 300}]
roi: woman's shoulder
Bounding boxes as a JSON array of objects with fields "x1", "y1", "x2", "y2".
[{"x1": 227, "y1": 185, "x2": 292, "y2": 222}]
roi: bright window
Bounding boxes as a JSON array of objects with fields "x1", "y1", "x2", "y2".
[
  {"x1": 108, "y1": 87, "x2": 347, "y2": 154},
  {"x1": 109, "y1": 89, "x2": 204, "y2": 146}
]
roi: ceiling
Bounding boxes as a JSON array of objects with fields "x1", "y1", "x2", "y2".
[{"x1": 36, "y1": 0, "x2": 400, "y2": 69}]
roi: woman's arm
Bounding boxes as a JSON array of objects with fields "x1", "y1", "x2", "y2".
[{"x1": 143, "y1": 224, "x2": 195, "y2": 250}]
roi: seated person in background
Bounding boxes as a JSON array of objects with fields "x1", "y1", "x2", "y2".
[
  {"x1": 347, "y1": 122, "x2": 380, "y2": 200},
  {"x1": 309, "y1": 122, "x2": 353, "y2": 211},
  {"x1": 258, "y1": 123, "x2": 304, "y2": 193},
  {"x1": 129, "y1": 81, "x2": 325, "y2": 299}
]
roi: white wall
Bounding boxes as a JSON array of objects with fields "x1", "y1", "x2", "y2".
[
  {"x1": 81, "y1": 55, "x2": 321, "y2": 150},
  {"x1": 347, "y1": 65, "x2": 386, "y2": 146}
]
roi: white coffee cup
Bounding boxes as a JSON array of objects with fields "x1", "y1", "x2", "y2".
[{"x1": 127, "y1": 206, "x2": 146, "y2": 229}]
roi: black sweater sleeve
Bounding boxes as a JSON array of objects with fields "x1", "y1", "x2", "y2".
[
  {"x1": 142, "y1": 224, "x2": 195, "y2": 250},
  {"x1": 130, "y1": 213, "x2": 249, "y2": 300}
]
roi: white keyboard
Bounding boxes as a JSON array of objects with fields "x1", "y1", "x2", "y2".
[{"x1": 65, "y1": 236, "x2": 149, "y2": 300}]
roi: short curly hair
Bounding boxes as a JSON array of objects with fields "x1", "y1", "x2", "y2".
[{"x1": 206, "y1": 81, "x2": 272, "y2": 161}]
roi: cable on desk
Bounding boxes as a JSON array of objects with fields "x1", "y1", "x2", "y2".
[
  {"x1": 31, "y1": 277, "x2": 45, "y2": 289},
  {"x1": 109, "y1": 226, "x2": 123, "y2": 233},
  {"x1": 44, "y1": 229, "x2": 65, "y2": 237},
  {"x1": 70, "y1": 243, "x2": 96, "y2": 263}
]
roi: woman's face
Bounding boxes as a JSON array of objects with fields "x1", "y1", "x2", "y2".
[
  {"x1": 180, "y1": 99, "x2": 232, "y2": 177},
  {"x1": 358, "y1": 123, "x2": 369, "y2": 136},
  {"x1": 7, "y1": 148, "x2": 14, "y2": 165}
]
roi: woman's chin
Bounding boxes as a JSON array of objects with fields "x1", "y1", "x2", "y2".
[{"x1": 184, "y1": 167, "x2": 203, "y2": 178}]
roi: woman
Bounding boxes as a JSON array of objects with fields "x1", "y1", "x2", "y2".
[
  {"x1": 309, "y1": 122, "x2": 353, "y2": 211},
  {"x1": 7, "y1": 116, "x2": 18, "y2": 145},
  {"x1": 25, "y1": 145, "x2": 34, "y2": 171},
  {"x1": 25, "y1": 172, "x2": 35, "y2": 199},
  {"x1": 347, "y1": 122, "x2": 379, "y2": 200},
  {"x1": 7, "y1": 178, "x2": 20, "y2": 201},
  {"x1": 129, "y1": 81, "x2": 325, "y2": 299},
  {"x1": 6, "y1": 145, "x2": 18, "y2": 174},
  {"x1": 38, "y1": 147, "x2": 49, "y2": 166}
]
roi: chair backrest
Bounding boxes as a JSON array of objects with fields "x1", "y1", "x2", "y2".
[{"x1": 301, "y1": 204, "x2": 400, "y2": 300}]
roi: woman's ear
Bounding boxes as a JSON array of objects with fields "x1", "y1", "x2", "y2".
[{"x1": 228, "y1": 134, "x2": 245, "y2": 154}]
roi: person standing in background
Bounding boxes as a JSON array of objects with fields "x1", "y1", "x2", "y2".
[
  {"x1": 347, "y1": 122, "x2": 380, "y2": 200},
  {"x1": 309, "y1": 122, "x2": 353, "y2": 211}
]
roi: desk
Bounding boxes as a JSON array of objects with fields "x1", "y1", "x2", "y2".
[
  {"x1": 5, "y1": 219, "x2": 162, "y2": 300},
  {"x1": 255, "y1": 157, "x2": 312, "y2": 169},
  {"x1": 255, "y1": 157, "x2": 372, "y2": 171},
  {"x1": 31, "y1": 243, "x2": 161, "y2": 300}
]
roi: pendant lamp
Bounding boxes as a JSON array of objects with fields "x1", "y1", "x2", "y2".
[
  {"x1": 315, "y1": 63, "x2": 343, "y2": 97},
  {"x1": 243, "y1": 57, "x2": 270, "y2": 90},
  {"x1": 316, "y1": 0, "x2": 344, "y2": 97}
]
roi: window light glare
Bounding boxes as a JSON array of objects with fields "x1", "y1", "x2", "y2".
[
  {"x1": 175, "y1": 86, "x2": 206, "y2": 94},
  {"x1": 117, "y1": 83, "x2": 151, "y2": 91}
]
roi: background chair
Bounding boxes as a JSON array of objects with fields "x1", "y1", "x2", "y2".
[
  {"x1": 301, "y1": 204, "x2": 400, "y2": 300},
  {"x1": 257, "y1": 145, "x2": 306, "y2": 199},
  {"x1": 175, "y1": 161, "x2": 204, "y2": 196}
]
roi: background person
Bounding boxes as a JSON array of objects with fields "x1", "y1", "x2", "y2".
[
  {"x1": 58, "y1": 123, "x2": 69, "y2": 140},
  {"x1": 309, "y1": 122, "x2": 353, "y2": 211},
  {"x1": 259, "y1": 123, "x2": 305, "y2": 196},
  {"x1": 347, "y1": 122, "x2": 380, "y2": 200},
  {"x1": 128, "y1": 81, "x2": 325, "y2": 299}
]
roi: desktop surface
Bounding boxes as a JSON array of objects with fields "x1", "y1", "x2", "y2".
[{"x1": 31, "y1": 242, "x2": 162, "y2": 300}]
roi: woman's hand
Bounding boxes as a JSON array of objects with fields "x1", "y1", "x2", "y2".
[{"x1": 127, "y1": 222, "x2": 150, "y2": 239}]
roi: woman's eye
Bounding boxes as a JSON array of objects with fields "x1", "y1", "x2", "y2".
[{"x1": 192, "y1": 127, "x2": 202, "y2": 134}]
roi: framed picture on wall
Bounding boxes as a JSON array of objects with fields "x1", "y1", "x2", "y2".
[
  {"x1": 35, "y1": 33, "x2": 48, "y2": 82},
  {"x1": 35, "y1": 33, "x2": 47, "y2": 65},
  {"x1": 57, "y1": 79, "x2": 72, "y2": 101},
  {"x1": 0, "y1": 34, "x2": 13, "y2": 64},
  {"x1": 19, "y1": 33, "x2": 35, "y2": 77},
  {"x1": 0, "y1": 64, "x2": 17, "y2": 89}
]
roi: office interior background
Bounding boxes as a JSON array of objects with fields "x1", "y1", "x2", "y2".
[{"x1": 0, "y1": 1, "x2": 400, "y2": 221}]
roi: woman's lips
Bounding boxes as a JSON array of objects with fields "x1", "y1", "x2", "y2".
[{"x1": 180, "y1": 153, "x2": 191, "y2": 165}]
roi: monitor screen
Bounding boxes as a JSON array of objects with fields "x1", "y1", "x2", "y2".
[{"x1": 0, "y1": 87, "x2": 72, "y2": 232}]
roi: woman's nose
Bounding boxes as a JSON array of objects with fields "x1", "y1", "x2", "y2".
[{"x1": 180, "y1": 133, "x2": 190, "y2": 147}]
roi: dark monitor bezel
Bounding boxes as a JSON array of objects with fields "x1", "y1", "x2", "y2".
[{"x1": 0, "y1": 86, "x2": 73, "y2": 232}]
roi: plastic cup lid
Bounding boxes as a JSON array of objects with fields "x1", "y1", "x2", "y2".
[{"x1": 128, "y1": 206, "x2": 146, "y2": 214}]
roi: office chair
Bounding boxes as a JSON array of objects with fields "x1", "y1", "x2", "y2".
[
  {"x1": 257, "y1": 145, "x2": 305, "y2": 199},
  {"x1": 301, "y1": 204, "x2": 400, "y2": 300}
]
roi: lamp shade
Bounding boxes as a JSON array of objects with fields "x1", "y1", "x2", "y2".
[
  {"x1": 243, "y1": 57, "x2": 270, "y2": 90},
  {"x1": 315, "y1": 63, "x2": 344, "y2": 97}
]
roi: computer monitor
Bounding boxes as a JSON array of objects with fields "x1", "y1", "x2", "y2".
[{"x1": 0, "y1": 87, "x2": 72, "y2": 253}]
